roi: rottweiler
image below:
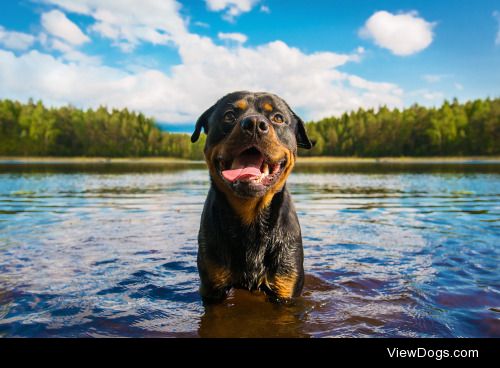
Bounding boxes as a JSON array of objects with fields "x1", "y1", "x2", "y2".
[{"x1": 191, "y1": 91, "x2": 313, "y2": 303}]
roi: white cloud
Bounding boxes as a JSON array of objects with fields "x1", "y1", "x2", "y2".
[
  {"x1": 0, "y1": 0, "x2": 404, "y2": 123},
  {"x1": 0, "y1": 26, "x2": 36, "y2": 50},
  {"x1": 194, "y1": 21, "x2": 210, "y2": 28},
  {"x1": 454, "y1": 83, "x2": 464, "y2": 91},
  {"x1": 422, "y1": 91, "x2": 444, "y2": 101},
  {"x1": 48, "y1": 37, "x2": 101, "y2": 64},
  {"x1": 43, "y1": 0, "x2": 185, "y2": 51},
  {"x1": 360, "y1": 10, "x2": 435, "y2": 56},
  {"x1": 36, "y1": 11, "x2": 97, "y2": 65},
  {"x1": 422, "y1": 74, "x2": 449, "y2": 83},
  {"x1": 347, "y1": 75, "x2": 401, "y2": 93},
  {"x1": 206, "y1": 0, "x2": 259, "y2": 22},
  {"x1": 0, "y1": 38, "x2": 402, "y2": 122},
  {"x1": 260, "y1": 5, "x2": 270, "y2": 14},
  {"x1": 218, "y1": 32, "x2": 248, "y2": 43},
  {"x1": 41, "y1": 9, "x2": 90, "y2": 46},
  {"x1": 410, "y1": 89, "x2": 444, "y2": 102},
  {"x1": 38, "y1": 23, "x2": 98, "y2": 65},
  {"x1": 494, "y1": 11, "x2": 500, "y2": 45},
  {"x1": 49, "y1": 38, "x2": 73, "y2": 53}
]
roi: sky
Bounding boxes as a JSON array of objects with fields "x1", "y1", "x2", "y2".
[{"x1": 0, "y1": 0, "x2": 499, "y2": 132}]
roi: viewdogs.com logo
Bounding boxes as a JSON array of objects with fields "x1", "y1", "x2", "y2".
[{"x1": 387, "y1": 348, "x2": 479, "y2": 360}]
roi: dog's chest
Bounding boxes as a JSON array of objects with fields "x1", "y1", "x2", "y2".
[{"x1": 227, "y1": 224, "x2": 280, "y2": 290}]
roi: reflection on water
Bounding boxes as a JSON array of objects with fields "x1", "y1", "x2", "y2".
[{"x1": 0, "y1": 162, "x2": 499, "y2": 337}]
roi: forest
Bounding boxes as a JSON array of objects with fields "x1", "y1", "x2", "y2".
[
  {"x1": 0, "y1": 99, "x2": 206, "y2": 159},
  {"x1": 0, "y1": 97, "x2": 498, "y2": 159},
  {"x1": 301, "y1": 97, "x2": 499, "y2": 157}
]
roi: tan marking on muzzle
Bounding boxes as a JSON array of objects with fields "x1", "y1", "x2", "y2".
[{"x1": 204, "y1": 124, "x2": 296, "y2": 225}]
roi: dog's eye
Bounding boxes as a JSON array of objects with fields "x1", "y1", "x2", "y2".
[
  {"x1": 272, "y1": 113, "x2": 285, "y2": 124},
  {"x1": 223, "y1": 111, "x2": 236, "y2": 123}
]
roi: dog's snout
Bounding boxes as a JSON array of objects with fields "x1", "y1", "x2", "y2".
[{"x1": 240, "y1": 116, "x2": 269, "y2": 136}]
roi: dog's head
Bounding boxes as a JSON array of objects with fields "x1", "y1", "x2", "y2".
[{"x1": 191, "y1": 91, "x2": 312, "y2": 199}]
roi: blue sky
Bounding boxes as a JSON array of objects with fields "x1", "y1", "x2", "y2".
[{"x1": 0, "y1": 1, "x2": 499, "y2": 132}]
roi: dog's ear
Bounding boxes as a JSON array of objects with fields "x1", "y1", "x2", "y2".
[
  {"x1": 191, "y1": 104, "x2": 216, "y2": 143},
  {"x1": 287, "y1": 106, "x2": 313, "y2": 149}
]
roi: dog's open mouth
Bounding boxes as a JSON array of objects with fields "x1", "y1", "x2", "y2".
[{"x1": 219, "y1": 146, "x2": 285, "y2": 188}]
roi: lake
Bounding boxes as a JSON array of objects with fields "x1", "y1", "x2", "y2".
[{"x1": 0, "y1": 161, "x2": 499, "y2": 337}]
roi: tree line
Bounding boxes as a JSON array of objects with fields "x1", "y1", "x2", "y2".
[
  {"x1": 301, "y1": 97, "x2": 499, "y2": 156},
  {"x1": 0, "y1": 97, "x2": 498, "y2": 158},
  {"x1": 0, "y1": 99, "x2": 205, "y2": 159}
]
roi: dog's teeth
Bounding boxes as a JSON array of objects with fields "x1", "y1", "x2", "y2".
[{"x1": 262, "y1": 163, "x2": 269, "y2": 176}]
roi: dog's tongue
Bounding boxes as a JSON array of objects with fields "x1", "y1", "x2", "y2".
[
  {"x1": 222, "y1": 150, "x2": 263, "y2": 182},
  {"x1": 222, "y1": 167, "x2": 261, "y2": 182}
]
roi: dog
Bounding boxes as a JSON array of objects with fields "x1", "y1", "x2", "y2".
[{"x1": 191, "y1": 91, "x2": 313, "y2": 303}]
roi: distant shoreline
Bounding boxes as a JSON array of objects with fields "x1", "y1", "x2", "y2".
[
  {"x1": 297, "y1": 156, "x2": 500, "y2": 164},
  {"x1": 1, "y1": 156, "x2": 500, "y2": 164},
  {"x1": 0, "y1": 156, "x2": 200, "y2": 164}
]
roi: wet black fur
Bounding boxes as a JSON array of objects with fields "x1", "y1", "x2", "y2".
[{"x1": 191, "y1": 91, "x2": 312, "y2": 303}]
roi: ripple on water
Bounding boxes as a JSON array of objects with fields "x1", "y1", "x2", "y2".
[{"x1": 0, "y1": 164, "x2": 499, "y2": 337}]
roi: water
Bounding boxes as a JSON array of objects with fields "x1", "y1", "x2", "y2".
[{"x1": 0, "y1": 162, "x2": 499, "y2": 337}]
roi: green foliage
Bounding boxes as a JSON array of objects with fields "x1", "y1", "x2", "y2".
[
  {"x1": 300, "y1": 97, "x2": 500, "y2": 156},
  {"x1": 0, "y1": 98, "x2": 498, "y2": 158},
  {"x1": 0, "y1": 99, "x2": 205, "y2": 159}
]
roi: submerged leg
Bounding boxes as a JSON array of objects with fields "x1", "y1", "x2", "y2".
[
  {"x1": 267, "y1": 271, "x2": 303, "y2": 303},
  {"x1": 198, "y1": 260, "x2": 232, "y2": 304}
]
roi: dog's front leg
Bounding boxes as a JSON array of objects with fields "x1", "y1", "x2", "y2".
[
  {"x1": 267, "y1": 269, "x2": 304, "y2": 303},
  {"x1": 198, "y1": 259, "x2": 232, "y2": 304}
]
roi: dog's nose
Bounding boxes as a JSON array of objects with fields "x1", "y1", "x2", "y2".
[
  {"x1": 240, "y1": 116, "x2": 269, "y2": 136},
  {"x1": 257, "y1": 120, "x2": 269, "y2": 134},
  {"x1": 240, "y1": 117, "x2": 255, "y2": 133}
]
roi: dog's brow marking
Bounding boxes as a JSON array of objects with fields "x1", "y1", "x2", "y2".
[
  {"x1": 262, "y1": 103, "x2": 273, "y2": 112},
  {"x1": 234, "y1": 99, "x2": 248, "y2": 110}
]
